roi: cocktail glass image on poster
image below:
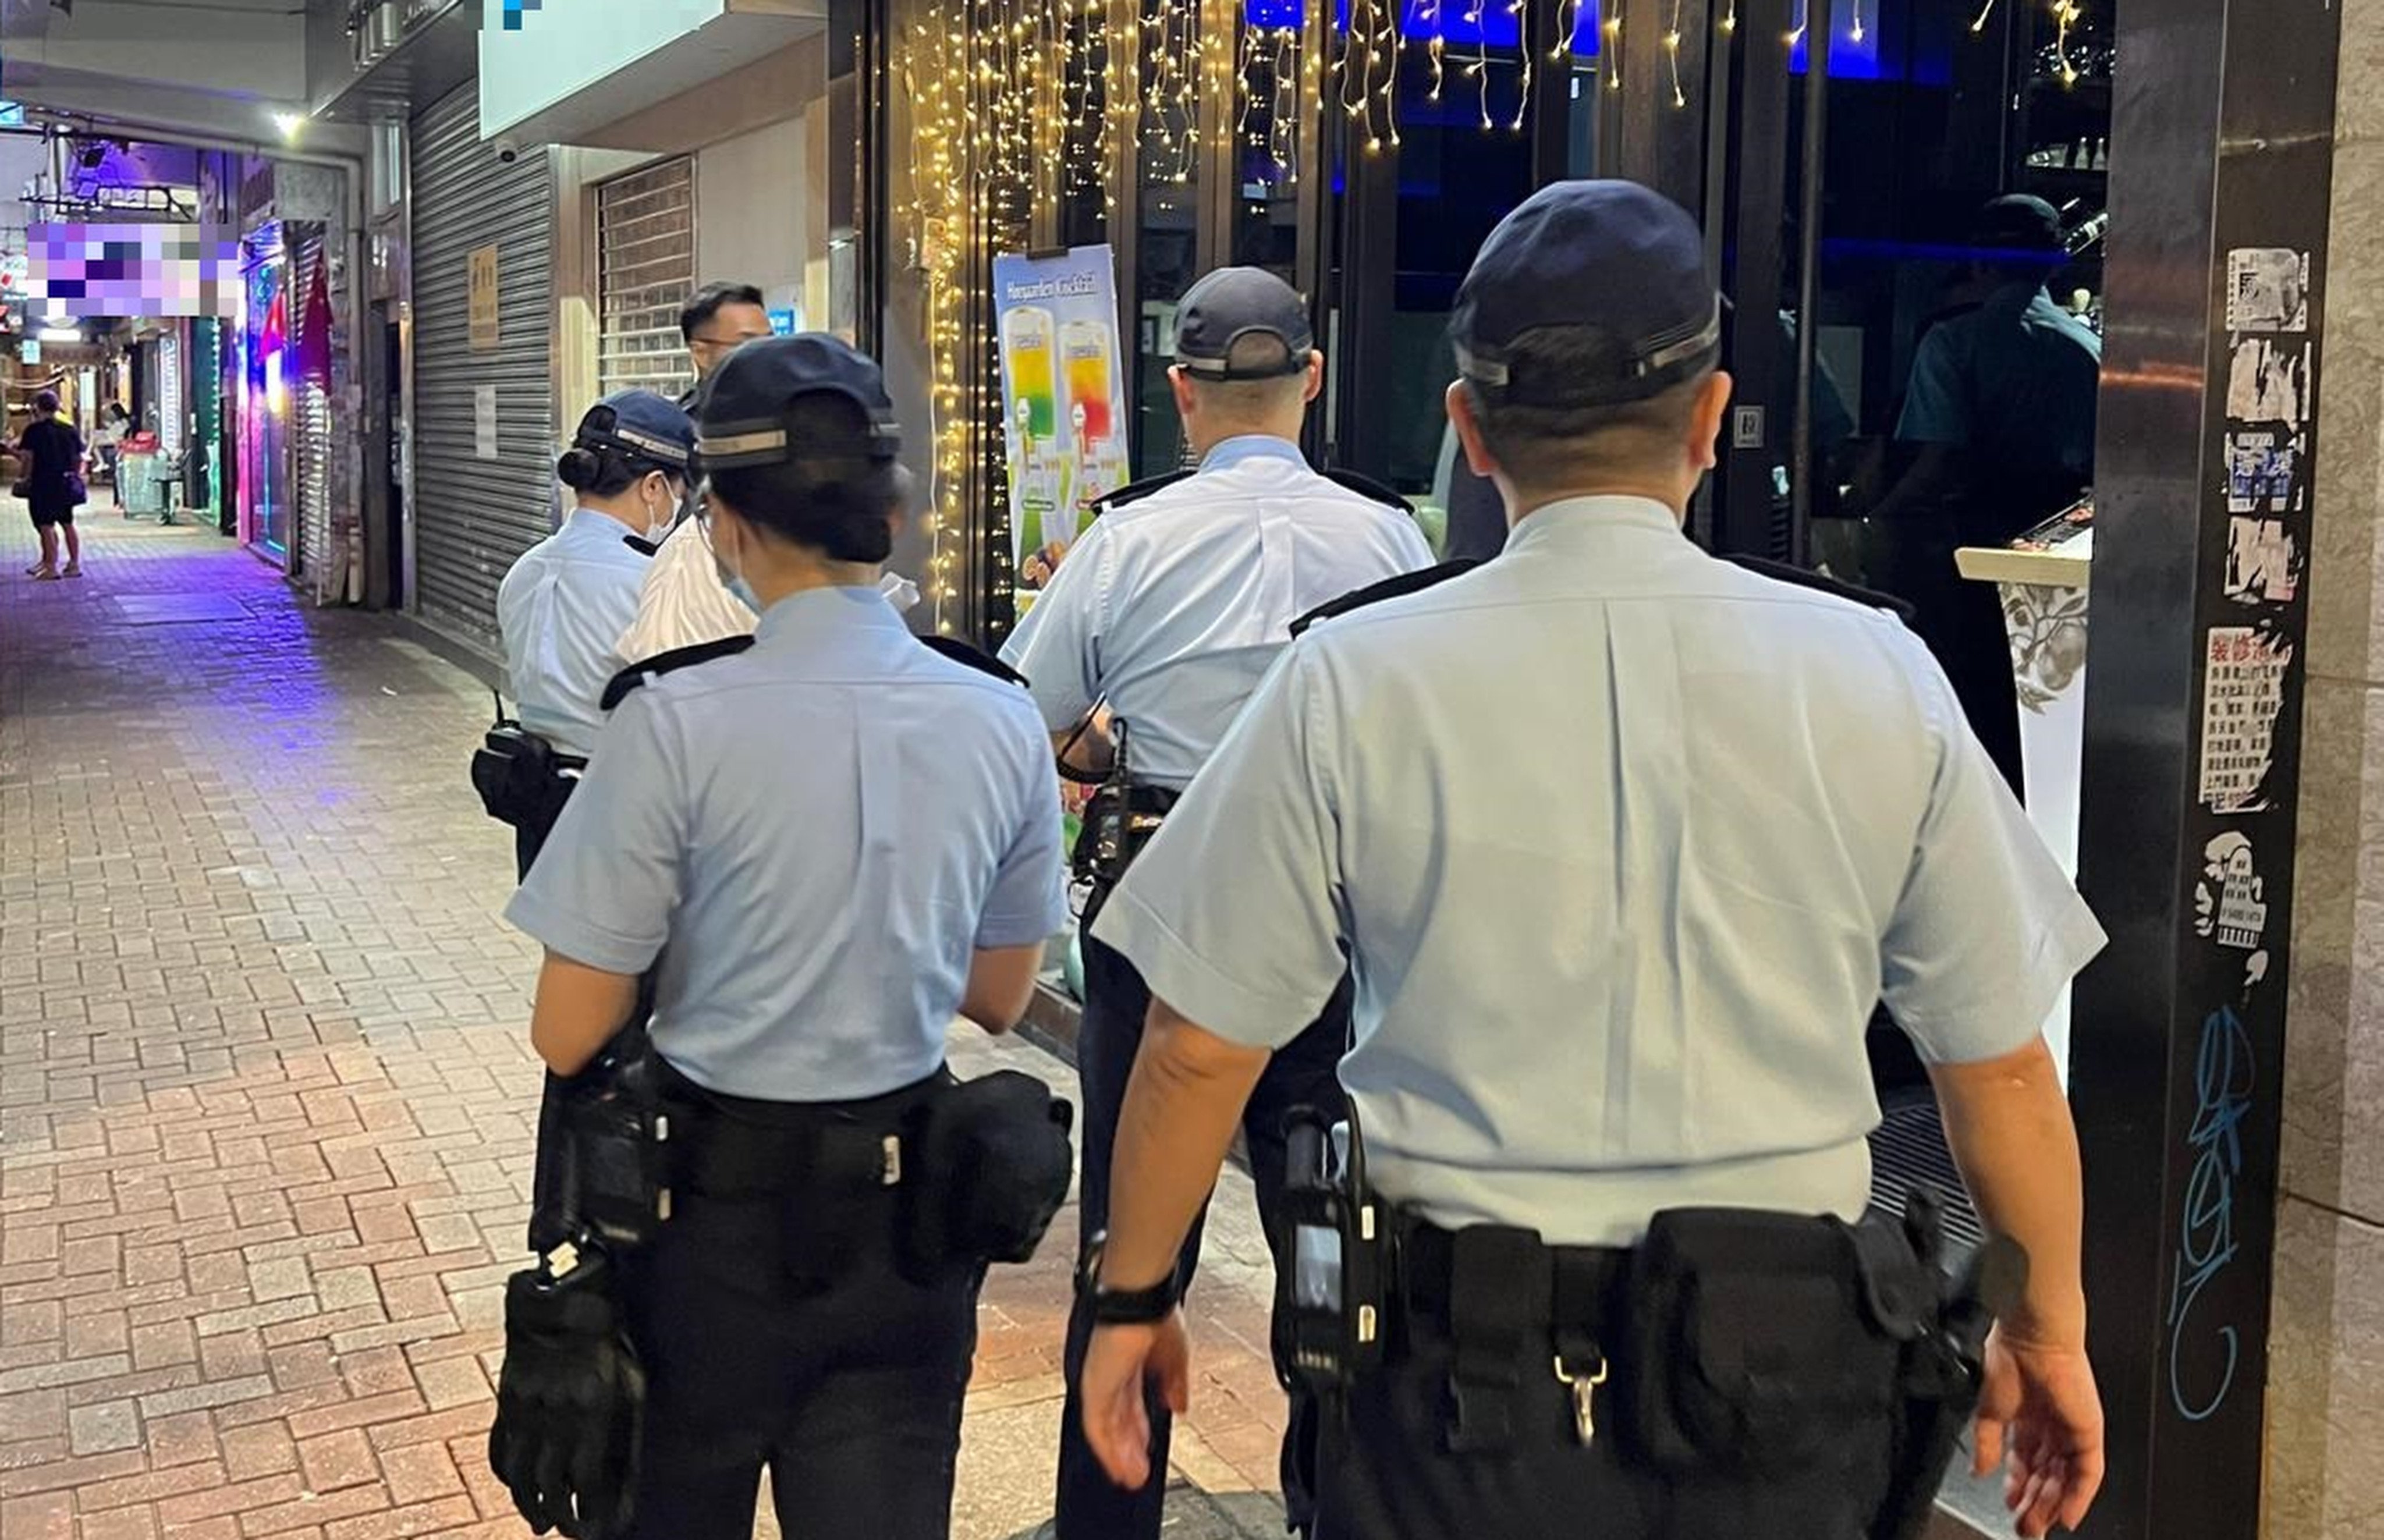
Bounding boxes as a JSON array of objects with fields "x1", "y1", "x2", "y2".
[{"x1": 992, "y1": 246, "x2": 1132, "y2": 596}]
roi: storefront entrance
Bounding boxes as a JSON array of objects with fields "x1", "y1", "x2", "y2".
[{"x1": 238, "y1": 223, "x2": 293, "y2": 562}]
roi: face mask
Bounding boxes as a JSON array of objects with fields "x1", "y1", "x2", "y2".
[
  {"x1": 878, "y1": 572, "x2": 922, "y2": 613},
  {"x1": 707, "y1": 518, "x2": 762, "y2": 615},
  {"x1": 641, "y1": 487, "x2": 673, "y2": 544}
]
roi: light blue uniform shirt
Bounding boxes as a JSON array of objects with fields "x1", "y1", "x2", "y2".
[
  {"x1": 496, "y1": 509, "x2": 653, "y2": 758},
  {"x1": 1095, "y1": 497, "x2": 2106, "y2": 1246},
  {"x1": 1000, "y1": 437, "x2": 1435, "y2": 790},
  {"x1": 506, "y1": 586, "x2": 1069, "y2": 1102},
  {"x1": 1897, "y1": 282, "x2": 2103, "y2": 479}
]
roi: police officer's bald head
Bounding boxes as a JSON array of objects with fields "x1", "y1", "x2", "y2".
[
  {"x1": 1446, "y1": 180, "x2": 1732, "y2": 507},
  {"x1": 1168, "y1": 268, "x2": 1324, "y2": 450}
]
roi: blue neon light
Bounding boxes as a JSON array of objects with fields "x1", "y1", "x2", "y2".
[{"x1": 1278, "y1": 1, "x2": 1598, "y2": 54}]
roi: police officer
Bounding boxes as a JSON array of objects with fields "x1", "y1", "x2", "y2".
[
  {"x1": 499, "y1": 335, "x2": 1067, "y2": 1538},
  {"x1": 1074, "y1": 183, "x2": 2109, "y2": 1540},
  {"x1": 1000, "y1": 265, "x2": 1432, "y2": 1539},
  {"x1": 493, "y1": 391, "x2": 695, "y2": 877}
]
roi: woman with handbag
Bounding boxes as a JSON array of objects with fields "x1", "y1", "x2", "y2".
[{"x1": 17, "y1": 391, "x2": 87, "y2": 579}]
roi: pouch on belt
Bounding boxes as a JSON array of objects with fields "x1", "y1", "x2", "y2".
[
  {"x1": 472, "y1": 722, "x2": 562, "y2": 827},
  {"x1": 1616, "y1": 1207, "x2": 1927, "y2": 1479},
  {"x1": 898, "y1": 1069, "x2": 1075, "y2": 1282}
]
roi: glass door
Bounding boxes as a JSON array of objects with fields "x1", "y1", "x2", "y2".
[{"x1": 240, "y1": 229, "x2": 293, "y2": 562}]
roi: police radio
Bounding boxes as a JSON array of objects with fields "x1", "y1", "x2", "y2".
[{"x1": 1278, "y1": 1104, "x2": 1391, "y2": 1394}]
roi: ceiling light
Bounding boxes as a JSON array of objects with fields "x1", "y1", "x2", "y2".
[
  {"x1": 37, "y1": 327, "x2": 83, "y2": 343},
  {"x1": 271, "y1": 111, "x2": 306, "y2": 142}
]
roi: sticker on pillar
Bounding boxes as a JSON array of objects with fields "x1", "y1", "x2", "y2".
[
  {"x1": 2223, "y1": 517, "x2": 2299, "y2": 605},
  {"x1": 2198, "y1": 627, "x2": 2293, "y2": 814},
  {"x1": 2225, "y1": 338, "x2": 2312, "y2": 427},
  {"x1": 2225, "y1": 248, "x2": 2311, "y2": 333},
  {"x1": 2193, "y1": 832, "x2": 2271, "y2": 991},
  {"x1": 2224, "y1": 427, "x2": 2304, "y2": 514}
]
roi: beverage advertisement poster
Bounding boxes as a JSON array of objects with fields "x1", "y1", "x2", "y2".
[{"x1": 993, "y1": 245, "x2": 1131, "y2": 593}]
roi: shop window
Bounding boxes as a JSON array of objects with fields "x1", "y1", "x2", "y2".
[{"x1": 597, "y1": 158, "x2": 698, "y2": 400}]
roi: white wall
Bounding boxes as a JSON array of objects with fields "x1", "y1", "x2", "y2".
[{"x1": 694, "y1": 115, "x2": 811, "y2": 322}]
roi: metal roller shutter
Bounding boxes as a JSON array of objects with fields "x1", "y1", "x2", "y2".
[
  {"x1": 291, "y1": 229, "x2": 331, "y2": 576},
  {"x1": 598, "y1": 158, "x2": 696, "y2": 399},
  {"x1": 410, "y1": 85, "x2": 555, "y2": 651}
]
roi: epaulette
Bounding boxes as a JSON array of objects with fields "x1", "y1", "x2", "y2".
[
  {"x1": 920, "y1": 634, "x2": 1030, "y2": 687},
  {"x1": 1093, "y1": 469, "x2": 1195, "y2": 514},
  {"x1": 1322, "y1": 467, "x2": 1413, "y2": 514},
  {"x1": 601, "y1": 636, "x2": 756, "y2": 712},
  {"x1": 1724, "y1": 555, "x2": 1917, "y2": 626},
  {"x1": 1289, "y1": 560, "x2": 1481, "y2": 638},
  {"x1": 623, "y1": 534, "x2": 660, "y2": 557}
]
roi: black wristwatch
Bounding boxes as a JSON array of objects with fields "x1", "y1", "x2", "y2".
[{"x1": 1078, "y1": 1232, "x2": 1181, "y2": 1325}]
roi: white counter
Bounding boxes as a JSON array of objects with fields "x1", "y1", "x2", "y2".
[{"x1": 1956, "y1": 530, "x2": 2093, "y2": 1084}]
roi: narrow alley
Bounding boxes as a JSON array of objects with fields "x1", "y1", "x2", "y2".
[{"x1": 0, "y1": 513, "x2": 1287, "y2": 1540}]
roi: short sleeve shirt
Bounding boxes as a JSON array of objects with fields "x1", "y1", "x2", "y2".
[
  {"x1": 999, "y1": 437, "x2": 1435, "y2": 789},
  {"x1": 1094, "y1": 496, "x2": 2106, "y2": 1245},
  {"x1": 1897, "y1": 283, "x2": 2103, "y2": 479},
  {"x1": 506, "y1": 586, "x2": 1068, "y2": 1102},
  {"x1": 496, "y1": 510, "x2": 654, "y2": 757}
]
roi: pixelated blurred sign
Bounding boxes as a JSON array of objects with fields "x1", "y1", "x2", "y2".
[{"x1": 25, "y1": 223, "x2": 240, "y2": 318}]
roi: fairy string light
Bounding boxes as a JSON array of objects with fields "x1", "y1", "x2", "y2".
[
  {"x1": 1664, "y1": 0, "x2": 1687, "y2": 108},
  {"x1": 1553, "y1": 0, "x2": 1583, "y2": 62},
  {"x1": 1509, "y1": 0, "x2": 1531, "y2": 130},
  {"x1": 2052, "y1": 0, "x2": 2081, "y2": 84}
]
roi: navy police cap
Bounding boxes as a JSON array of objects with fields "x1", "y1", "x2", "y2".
[
  {"x1": 696, "y1": 334, "x2": 902, "y2": 469},
  {"x1": 575, "y1": 390, "x2": 696, "y2": 470},
  {"x1": 1174, "y1": 267, "x2": 1315, "y2": 382},
  {"x1": 1452, "y1": 179, "x2": 1722, "y2": 409}
]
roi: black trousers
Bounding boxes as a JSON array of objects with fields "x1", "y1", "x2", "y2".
[
  {"x1": 617, "y1": 1139, "x2": 981, "y2": 1538},
  {"x1": 1055, "y1": 930, "x2": 1351, "y2": 1539},
  {"x1": 1313, "y1": 1311, "x2": 1898, "y2": 1540}
]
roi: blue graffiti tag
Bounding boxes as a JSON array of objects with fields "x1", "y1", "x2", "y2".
[{"x1": 2166, "y1": 1005, "x2": 2254, "y2": 1421}]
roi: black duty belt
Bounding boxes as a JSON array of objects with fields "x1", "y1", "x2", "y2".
[
  {"x1": 1399, "y1": 1216, "x2": 1636, "y2": 1452},
  {"x1": 1400, "y1": 1218, "x2": 1631, "y2": 1340},
  {"x1": 661, "y1": 1062, "x2": 947, "y2": 1201},
  {"x1": 1098, "y1": 783, "x2": 1181, "y2": 818}
]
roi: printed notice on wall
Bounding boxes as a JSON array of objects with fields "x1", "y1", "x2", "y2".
[
  {"x1": 468, "y1": 244, "x2": 501, "y2": 352},
  {"x1": 474, "y1": 383, "x2": 498, "y2": 460},
  {"x1": 2225, "y1": 338, "x2": 2312, "y2": 427},
  {"x1": 2226, "y1": 248, "x2": 2311, "y2": 333},
  {"x1": 2199, "y1": 627, "x2": 2294, "y2": 813}
]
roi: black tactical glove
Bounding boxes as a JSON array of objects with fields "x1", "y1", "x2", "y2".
[{"x1": 488, "y1": 1251, "x2": 646, "y2": 1539}]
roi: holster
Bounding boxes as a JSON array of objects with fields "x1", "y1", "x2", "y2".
[
  {"x1": 471, "y1": 723, "x2": 563, "y2": 828},
  {"x1": 896, "y1": 1070, "x2": 1075, "y2": 1283},
  {"x1": 1872, "y1": 1194, "x2": 2030, "y2": 1539},
  {"x1": 1615, "y1": 1205, "x2": 1927, "y2": 1479},
  {"x1": 526, "y1": 1021, "x2": 672, "y2": 1257}
]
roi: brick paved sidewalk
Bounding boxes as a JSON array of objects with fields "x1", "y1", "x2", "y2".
[{"x1": 0, "y1": 513, "x2": 1286, "y2": 1539}]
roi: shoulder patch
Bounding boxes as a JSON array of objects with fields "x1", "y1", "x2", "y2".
[
  {"x1": 1723, "y1": 555, "x2": 1917, "y2": 626},
  {"x1": 600, "y1": 636, "x2": 757, "y2": 712},
  {"x1": 1321, "y1": 467, "x2": 1413, "y2": 514},
  {"x1": 623, "y1": 534, "x2": 660, "y2": 557},
  {"x1": 1095, "y1": 469, "x2": 1195, "y2": 514},
  {"x1": 919, "y1": 634, "x2": 1030, "y2": 688},
  {"x1": 1290, "y1": 560, "x2": 1481, "y2": 638}
]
